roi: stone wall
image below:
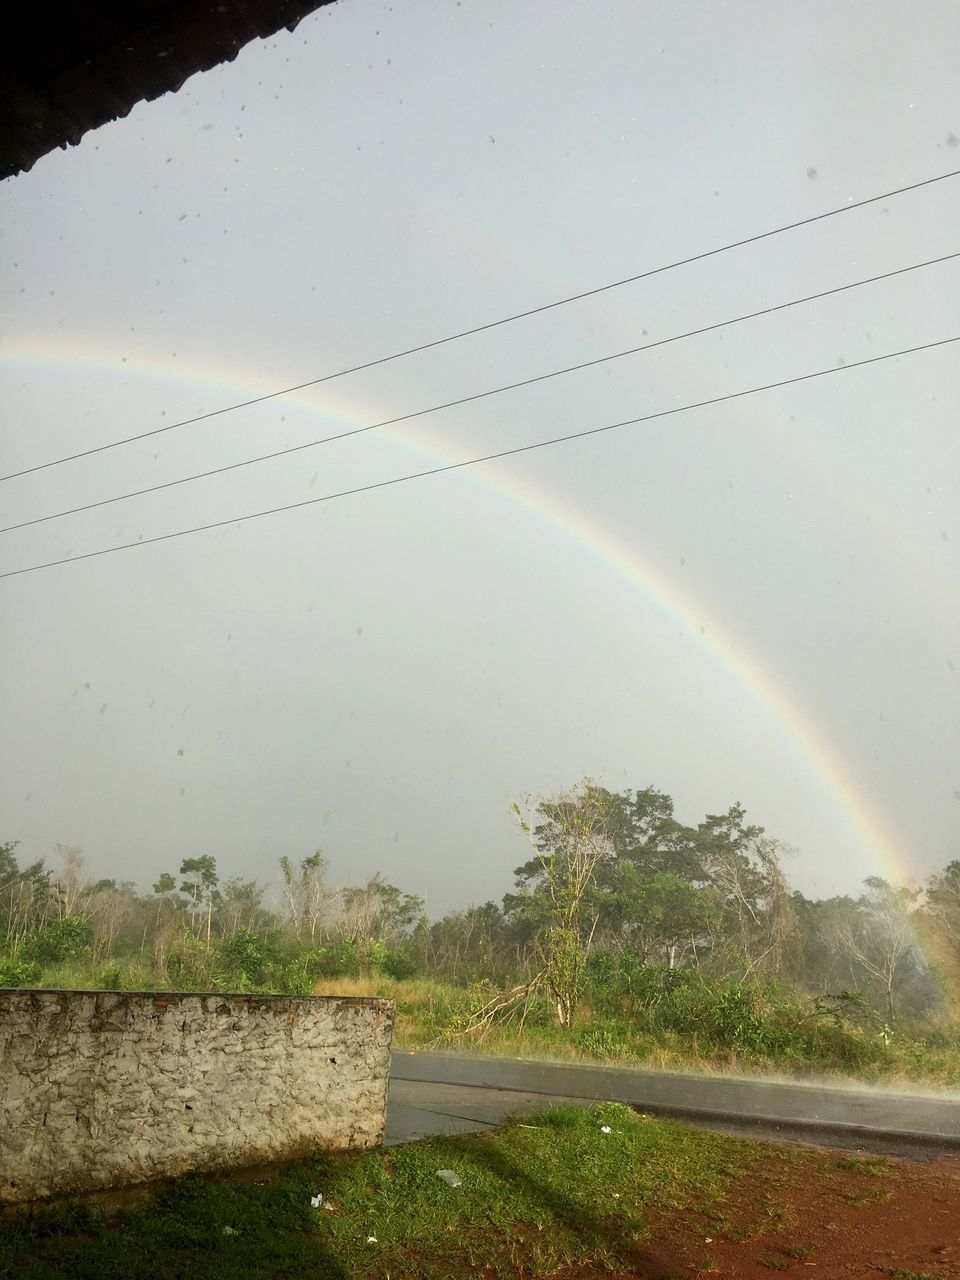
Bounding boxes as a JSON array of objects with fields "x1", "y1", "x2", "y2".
[{"x1": 0, "y1": 989, "x2": 393, "y2": 1203}]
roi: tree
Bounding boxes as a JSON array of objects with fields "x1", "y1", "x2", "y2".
[
  {"x1": 179, "y1": 856, "x2": 219, "y2": 943},
  {"x1": 0, "y1": 842, "x2": 19, "y2": 888},
  {"x1": 88, "y1": 881, "x2": 137, "y2": 960},
  {"x1": 338, "y1": 873, "x2": 424, "y2": 965},
  {"x1": 927, "y1": 860, "x2": 960, "y2": 919},
  {"x1": 152, "y1": 872, "x2": 177, "y2": 927},
  {"x1": 219, "y1": 877, "x2": 270, "y2": 936},
  {"x1": 610, "y1": 868, "x2": 720, "y2": 969},
  {"x1": 694, "y1": 810, "x2": 800, "y2": 979},
  {"x1": 279, "y1": 852, "x2": 336, "y2": 944},
  {"x1": 54, "y1": 844, "x2": 90, "y2": 921},
  {"x1": 834, "y1": 877, "x2": 920, "y2": 1021},
  {"x1": 423, "y1": 900, "x2": 509, "y2": 982},
  {"x1": 918, "y1": 861, "x2": 960, "y2": 1018},
  {"x1": 510, "y1": 782, "x2": 618, "y2": 1029}
]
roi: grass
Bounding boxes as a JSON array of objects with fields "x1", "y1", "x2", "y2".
[
  {"x1": 880, "y1": 1271, "x2": 946, "y2": 1280},
  {"x1": 0, "y1": 1104, "x2": 757, "y2": 1279},
  {"x1": 314, "y1": 975, "x2": 960, "y2": 1088}
]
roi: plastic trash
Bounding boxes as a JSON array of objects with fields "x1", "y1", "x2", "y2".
[
  {"x1": 222, "y1": 1226, "x2": 236, "y2": 1236},
  {"x1": 310, "y1": 1194, "x2": 322, "y2": 1209},
  {"x1": 600, "y1": 1125, "x2": 612, "y2": 1133},
  {"x1": 436, "y1": 1169, "x2": 462, "y2": 1188},
  {"x1": 366, "y1": 1236, "x2": 378, "y2": 1244}
]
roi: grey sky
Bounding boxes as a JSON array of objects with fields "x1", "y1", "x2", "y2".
[{"x1": 1, "y1": 0, "x2": 958, "y2": 913}]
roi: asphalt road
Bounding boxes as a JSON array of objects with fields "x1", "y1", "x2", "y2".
[{"x1": 385, "y1": 1052, "x2": 960, "y2": 1158}]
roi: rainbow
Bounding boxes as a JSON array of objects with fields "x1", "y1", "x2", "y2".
[{"x1": 0, "y1": 339, "x2": 933, "y2": 913}]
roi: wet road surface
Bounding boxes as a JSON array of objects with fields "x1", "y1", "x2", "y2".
[{"x1": 385, "y1": 1052, "x2": 960, "y2": 1158}]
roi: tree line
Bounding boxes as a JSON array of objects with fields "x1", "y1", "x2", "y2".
[{"x1": 1, "y1": 780, "x2": 958, "y2": 1036}]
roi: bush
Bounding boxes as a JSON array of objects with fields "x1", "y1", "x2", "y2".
[
  {"x1": 314, "y1": 939, "x2": 359, "y2": 979},
  {"x1": 99, "y1": 966, "x2": 124, "y2": 990},
  {"x1": 377, "y1": 948, "x2": 418, "y2": 981},
  {"x1": 165, "y1": 934, "x2": 215, "y2": 990},
  {"x1": 28, "y1": 916, "x2": 89, "y2": 963},
  {"x1": 0, "y1": 956, "x2": 42, "y2": 986},
  {"x1": 213, "y1": 929, "x2": 267, "y2": 989}
]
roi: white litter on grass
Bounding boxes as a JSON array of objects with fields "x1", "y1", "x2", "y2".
[
  {"x1": 366, "y1": 1236, "x2": 378, "y2": 1244},
  {"x1": 222, "y1": 1226, "x2": 236, "y2": 1236},
  {"x1": 705, "y1": 1237, "x2": 713, "y2": 1243},
  {"x1": 436, "y1": 1169, "x2": 462, "y2": 1188},
  {"x1": 310, "y1": 1194, "x2": 322, "y2": 1208},
  {"x1": 600, "y1": 1125, "x2": 612, "y2": 1133}
]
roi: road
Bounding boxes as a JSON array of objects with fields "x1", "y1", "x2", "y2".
[{"x1": 385, "y1": 1052, "x2": 960, "y2": 1158}]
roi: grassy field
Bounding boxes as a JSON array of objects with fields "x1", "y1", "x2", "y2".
[
  {"x1": 3, "y1": 1103, "x2": 956, "y2": 1279},
  {"x1": 314, "y1": 975, "x2": 960, "y2": 1088}
]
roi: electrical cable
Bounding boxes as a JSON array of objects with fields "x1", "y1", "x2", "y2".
[
  {"x1": 1, "y1": 334, "x2": 955, "y2": 581},
  {"x1": 3, "y1": 251, "x2": 955, "y2": 535},
  {"x1": 2, "y1": 166, "x2": 957, "y2": 483}
]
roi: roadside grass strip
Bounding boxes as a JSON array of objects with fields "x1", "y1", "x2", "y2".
[{"x1": 0, "y1": 1103, "x2": 757, "y2": 1278}]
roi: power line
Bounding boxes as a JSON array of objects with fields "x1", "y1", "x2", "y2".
[
  {"x1": 3, "y1": 252, "x2": 955, "y2": 536},
  {"x1": 3, "y1": 166, "x2": 958, "y2": 484},
  {"x1": 1, "y1": 335, "x2": 954, "y2": 582}
]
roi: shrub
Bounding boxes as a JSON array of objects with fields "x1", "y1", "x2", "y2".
[
  {"x1": 213, "y1": 928, "x2": 267, "y2": 989},
  {"x1": 165, "y1": 934, "x2": 215, "y2": 990},
  {"x1": 0, "y1": 956, "x2": 42, "y2": 986},
  {"x1": 28, "y1": 916, "x2": 89, "y2": 963},
  {"x1": 99, "y1": 966, "x2": 124, "y2": 990},
  {"x1": 378, "y1": 948, "x2": 418, "y2": 981}
]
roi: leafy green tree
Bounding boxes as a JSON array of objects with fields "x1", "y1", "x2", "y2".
[
  {"x1": 614, "y1": 869, "x2": 720, "y2": 969},
  {"x1": 601, "y1": 786, "x2": 705, "y2": 882},
  {"x1": 0, "y1": 844, "x2": 53, "y2": 947}
]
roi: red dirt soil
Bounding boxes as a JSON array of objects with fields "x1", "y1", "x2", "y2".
[{"x1": 560, "y1": 1148, "x2": 960, "y2": 1279}]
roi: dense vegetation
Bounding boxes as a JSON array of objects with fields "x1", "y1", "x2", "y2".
[{"x1": 2, "y1": 781, "x2": 958, "y2": 1083}]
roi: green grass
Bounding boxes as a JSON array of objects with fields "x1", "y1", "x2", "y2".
[
  {"x1": 834, "y1": 1154, "x2": 895, "y2": 1177},
  {"x1": 316, "y1": 975, "x2": 960, "y2": 1088},
  {"x1": 0, "y1": 1104, "x2": 757, "y2": 1279},
  {"x1": 880, "y1": 1271, "x2": 946, "y2": 1280}
]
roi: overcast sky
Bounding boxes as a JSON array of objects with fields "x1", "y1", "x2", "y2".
[{"x1": 1, "y1": 0, "x2": 958, "y2": 914}]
